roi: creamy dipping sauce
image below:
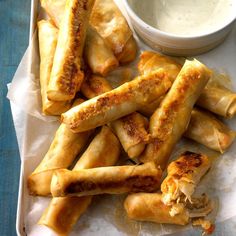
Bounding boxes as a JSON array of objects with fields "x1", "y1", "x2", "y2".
[{"x1": 128, "y1": 0, "x2": 235, "y2": 36}]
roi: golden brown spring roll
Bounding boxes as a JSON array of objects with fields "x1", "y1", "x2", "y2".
[
  {"x1": 51, "y1": 162, "x2": 162, "y2": 197},
  {"x1": 140, "y1": 59, "x2": 211, "y2": 170},
  {"x1": 111, "y1": 112, "x2": 150, "y2": 158},
  {"x1": 81, "y1": 75, "x2": 150, "y2": 158},
  {"x1": 116, "y1": 36, "x2": 137, "y2": 64},
  {"x1": 196, "y1": 80, "x2": 236, "y2": 118},
  {"x1": 62, "y1": 69, "x2": 172, "y2": 132},
  {"x1": 38, "y1": 20, "x2": 71, "y2": 115},
  {"x1": 138, "y1": 51, "x2": 182, "y2": 82},
  {"x1": 124, "y1": 192, "x2": 214, "y2": 232},
  {"x1": 184, "y1": 108, "x2": 235, "y2": 153},
  {"x1": 39, "y1": 126, "x2": 120, "y2": 235},
  {"x1": 28, "y1": 100, "x2": 93, "y2": 196},
  {"x1": 139, "y1": 51, "x2": 236, "y2": 118},
  {"x1": 40, "y1": 0, "x2": 65, "y2": 28},
  {"x1": 84, "y1": 26, "x2": 119, "y2": 76},
  {"x1": 47, "y1": 0, "x2": 95, "y2": 101},
  {"x1": 90, "y1": 0, "x2": 132, "y2": 56},
  {"x1": 161, "y1": 151, "x2": 211, "y2": 205},
  {"x1": 124, "y1": 193, "x2": 189, "y2": 225}
]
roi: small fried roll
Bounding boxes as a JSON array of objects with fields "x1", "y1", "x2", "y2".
[
  {"x1": 111, "y1": 112, "x2": 150, "y2": 158},
  {"x1": 47, "y1": 0, "x2": 95, "y2": 101},
  {"x1": 51, "y1": 162, "x2": 162, "y2": 197},
  {"x1": 39, "y1": 126, "x2": 120, "y2": 235},
  {"x1": 124, "y1": 193, "x2": 189, "y2": 225},
  {"x1": 38, "y1": 20, "x2": 71, "y2": 115},
  {"x1": 84, "y1": 26, "x2": 119, "y2": 76},
  {"x1": 184, "y1": 108, "x2": 235, "y2": 152},
  {"x1": 161, "y1": 152, "x2": 210, "y2": 205},
  {"x1": 62, "y1": 69, "x2": 172, "y2": 132},
  {"x1": 27, "y1": 100, "x2": 92, "y2": 196},
  {"x1": 90, "y1": 0, "x2": 132, "y2": 56},
  {"x1": 140, "y1": 59, "x2": 211, "y2": 170}
]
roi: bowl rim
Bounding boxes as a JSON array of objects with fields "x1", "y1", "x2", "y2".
[{"x1": 123, "y1": 0, "x2": 236, "y2": 39}]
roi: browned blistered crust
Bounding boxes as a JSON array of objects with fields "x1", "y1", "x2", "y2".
[{"x1": 48, "y1": 0, "x2": 95, "y2": 101}]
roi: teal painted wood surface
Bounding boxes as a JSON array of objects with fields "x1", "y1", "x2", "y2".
[
  {"x1": 0, "y1": 0, "x2": 31, "y2": 235},
  {"x1": 0, "y1": 0, "x2": 236, "y2": 235}
]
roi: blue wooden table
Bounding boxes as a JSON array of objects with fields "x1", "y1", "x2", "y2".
[
  {"x1": 0, "y1": 1, "x2": 236, "y2": 235},
  {"x1": 0, "y1": 0, "x2": 30, "y2": 235}
]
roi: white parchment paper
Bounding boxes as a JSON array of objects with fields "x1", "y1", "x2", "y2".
[{"x1": 7, "y1": 1, "x2": 236, "y2": 235}]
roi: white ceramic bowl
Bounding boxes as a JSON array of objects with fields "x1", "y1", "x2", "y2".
[{"x1": 123, "y1": 0, "x2": 236, "y2": 56}]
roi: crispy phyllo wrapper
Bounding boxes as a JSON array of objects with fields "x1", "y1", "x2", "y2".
[
  {"x1": 47, "y1": 0, "x2": 95, "y2": 101},
  {"x1": 184, "y1": 108, "x2": 235, "y2": 153},
  {"x1": 140, "y1": 59, "x2": 211, "y2": 170},
  {"x1": 84, "y1": 26, "x2": 119, "y2": 76},
  {"x1": 138, "y1": 51, "x2": 182, "y2": 82},
  {"x1": 62, "y1": 69, "x2": 172, "y2": 132},
  {"x1": 116, "y1": 36, "x2": 138, "y2": 64},
  {"x1": 111, "y1": 112, "x2": 150, "y2": 158},
  {"x1": 197, "y1": 77, "x2": 236, "y2": 118},
  {"x1": 39, "y1": 126, "x2": 120, "y2": 235},
  {"x1": 124, "y1": 193, "x2": 214, "y2": 233},
  {"x1": 161, "y1": 152, "x2": 211, "y2": 205},
  {"x1": 38, "y1": 20, "x2": 71, "y2": 115},
  {"x1": 51, "y1": 162, "x2": 162, "y2": 197},
  {"x1": 27, "y1": 100, "x2": 93, "y2": 196},
  {"x1": 90, "y1": 0, "x2": 132, "y2": 56},
  {"x1": 81, "y1": 74, "x2": 113, "y2": 99}
]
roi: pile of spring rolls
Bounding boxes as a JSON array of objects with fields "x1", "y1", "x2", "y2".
[{"x1": 27, "y1": 0, "x2": 236, "y2": 235}]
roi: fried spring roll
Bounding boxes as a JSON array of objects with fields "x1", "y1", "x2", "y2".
[
  {"x1": 140, "y1": 60, "x2": 211, "y2": 170},
  {"x1": 39, "y1": 126, "x2": 120, "y2": 235},
  {"x1": 81, "y1": 74, "x2": 113, "y2": 99},
  {"x1": 124, "y1": 193, "x2": 189, "y2": 225},
  {"x1": 47, "y1": 0, "x2": 95, "y2": 101},
  {"x1": 27, "y1": 100, "x2": 93, "y2": 196},
  {"x1": 116, "y1": 36, "x2": 137, "y2": 64},
  {"x1": 62, "y1": 70, "x2": 172, "y2": 132},
  {"x1": 81, "y1": 76, "x2": 150, "y2": 158},
  {"x1": 138, "y1": 51, "x2": 236, "y2": 118},
  {"x1": 197, "y1": 81, "x2": 236, "y2": 118},
  {"x1": 111, "y1": 112, "x2": 150, "y2": 158},
  {"x1": 84, "y1": 26, "x2": 119, "y2": 76},
  {"x1": 184, "y1": 108, "x2": 235, "y2": 152},
  {"x1": 51, "y1": 162, "x2": 162, "y2": 197},
  {"x1": 38, "y1": 20, "x2": 71, "y2": 115},
  {"x1": 138, "y1": 51, "x2": 182, "y2": 82},
  {"x1": 161, "y1": 152, "x2": 211, "y2": 205},
  {"x1": 90, "y1": 0, "x2": 132, "y2": 56}
]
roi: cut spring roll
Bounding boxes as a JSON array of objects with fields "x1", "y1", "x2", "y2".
[
  {"x1": 161, "y1": 151, "x2": 211, "y2": 205},
  {"x1": 62, "y1": 69, "x2": 172, "y2": 132},
  {"x1": 138, "y1": 51, "x2": 236, "y2": 118},
  {"x1": 81, "y1": 75, "x2": 150, "y2": 158},
  {"x1": 111, "y1": 112, "x2": 150, "y2": 158},
  {"x1": 38, "y1": 20, "x2": 71, "y2": 115},
  {"x1": 47, "y1": 0, "x2": 95, "y2": 101},
  {"x1": 140, "y1": 59, "x2": 211, "y2": 170},
  {"x1": 84, "y1": 26, "x2": 119, "y2": 76},
  {"x1": 51, "y1": 162, "x2": 162, "y2": 197},
  {"x1": 124, "y1": 193, "x2": 214, "y2": 233},
  {"x1": 81, "y1": 74, "x2": 113, "y2": 99},
  {"x1": 28, "y1": 100, "x2": 93, "y2": 196},
  {"x1": 184, "y1": 108, "x2": 235, "y2": 153},
  {"x1": 197, "y1": 79, "x2": 236, "y2": 118},
  {"x1": 90, "y1": 0, "x2": 132, "y2": 56},
  {"x1": 39, "y1": 126, "x2": 120, "y2": 235}
]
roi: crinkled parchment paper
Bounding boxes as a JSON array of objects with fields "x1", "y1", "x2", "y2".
[{"x1": 7, "y1": 1, "x2": 236, "y2": 235}]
